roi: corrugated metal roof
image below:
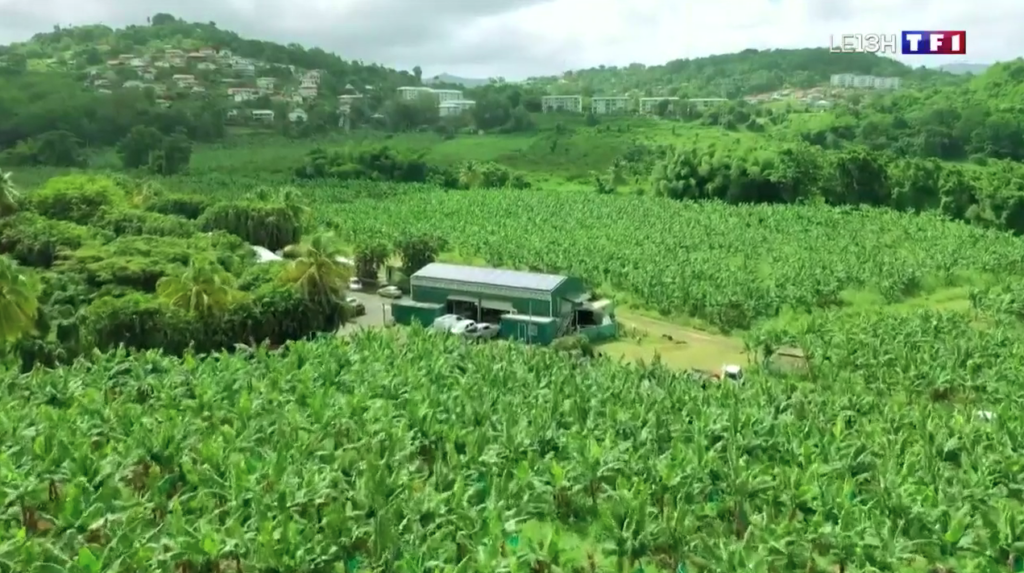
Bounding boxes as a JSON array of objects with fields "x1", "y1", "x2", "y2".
[{"x1": 412, "y1": 263, "x2": 566, "y2": 292}]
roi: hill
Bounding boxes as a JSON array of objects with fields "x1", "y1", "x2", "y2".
[
  {"x1": 937, "y1": 63, "x2": 991, "y2": 75},
  {"x1": 524, "y1": 48, "x2": 964, "y2": 98}
]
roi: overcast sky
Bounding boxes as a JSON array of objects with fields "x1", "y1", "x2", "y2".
[{"x1": 0, "y1": 0, "x2": 1017, "y2": 79}]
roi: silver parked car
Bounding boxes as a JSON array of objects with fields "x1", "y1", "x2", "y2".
[
  {"x1": 462, "y1": 322, "x2": 499, "y2": 340},
  {"x1": 377, "y1": 285, "x2": 402, "y2": 299}
]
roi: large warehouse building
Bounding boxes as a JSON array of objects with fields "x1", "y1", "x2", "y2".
[{"x1": 390, "y1": 262, "x2": 613, "y2": 344}]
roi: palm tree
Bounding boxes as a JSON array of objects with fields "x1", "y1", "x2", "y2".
[
  {"x1": 0, "y1": 255, "x2": 40, "y2": 342},
  {"x1": 458, "y1": 161, "x2": 484, "y2": 189},
  {"x1": 156, "y1": 259, "x2": 241, "y2": 315},
  {"x1": 280, "y1": 233, "x2": 352, "y2": 304},
  {"x1": 0, "y1": 169, "x2": 20, "y2": 217}
]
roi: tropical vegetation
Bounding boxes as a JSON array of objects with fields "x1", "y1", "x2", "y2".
[{"x1": 3, "y1": 14, "x2": 1024, "y2": 573}]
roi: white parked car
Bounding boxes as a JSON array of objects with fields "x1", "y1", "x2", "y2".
[
  {"x1": 432, "y1": 314, "x2": 463, "y2": 331},
  {"x1": 348, "y1": 277, "x2": 363, "y2": 291},
  {"x1": 345, "y1": 296, "x2": 365, "y2": 316},
  {"x1": 450, "y1": 319, "x2": 477, "y2": 335},
  {"x1": 377, "y1": 285, "x2": 402, "y2": 299},
  {"x1": 463, "y1": 322, "x2": 499, "y2": 340}
]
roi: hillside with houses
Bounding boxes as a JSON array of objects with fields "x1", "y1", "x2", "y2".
[{"x1": 85, "y1": 47, "x2": 377, "y2": 126}]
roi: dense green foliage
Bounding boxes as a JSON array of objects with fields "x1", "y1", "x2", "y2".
[
  {"x1": 294, "y1": 145, "x2": 530, "y2": 190},
  {"x1": 0, "y1": 174, "x2": 353, "y2": 371},
  {"x1": 790, "y1": 61, "x2": 1024, "y2": 162},
  {"x1": 531, "y1": 48, "x2": 959, "y2": 98},
  {"x1": 639, "y1": 140, "x2": 1024, "y2": 234},
  {"x1": 318, "y1": 186, "x2": 1024, "y2": 331},
  {"x1": 6, "y1": 17, "x2": 1024, "y2": 573},
  {"x1": 3, "y1": 315, "x2": 1024, "y2": 571}
]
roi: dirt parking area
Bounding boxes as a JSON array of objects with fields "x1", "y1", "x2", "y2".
[{"x1": 337, "y1": 290, "x2": 395, "y2": 335}]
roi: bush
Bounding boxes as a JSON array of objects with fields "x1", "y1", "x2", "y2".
[
  {"x1": 27, "y1": 175, "x2": 126, "y2": 225},
  {"x1": 198, "y1": 201, "x2": 301, "y2": 251},
  {"x1": 94, "y1": 207, "x2": 198, "y2": 238},
  {"x1": 82, "y1": 292, "x2": 194, "y2": 354},
  {"x1": 145, "y1": 194, "x2": 211, "y2": 220},
  {"x1": 0, "y1": 212, "x2": 109, "y2": 267}
]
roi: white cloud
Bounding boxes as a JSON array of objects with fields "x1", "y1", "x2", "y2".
[{"x1": 0, "y1": 0, "x2": 1016, "y2": 79}]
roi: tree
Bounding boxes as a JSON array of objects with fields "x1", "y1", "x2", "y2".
[
  {"x1": 0, "y1": 255, "x2": 40, "y2": 342},
  {"x1": 151, "y1": 129, "x2": 193, "y2": 175},
  {"x1": 396, "y1": 235, "x2": 446, "y2": 275},
  {"x1": 117, "y1": 126, "x2": 192, "y2": 175},
  {"x1": 413, "y1": 66, "x2": 422, "y2": 82},
  {"x1": 458, "y1": 161, "x2": 485, "y2": 189},
  {"x1": 151, "y1": 13, "x2": 178, "y2": 26},
  {"x1": 280, "y1": 233, "x2": 352, "y2": 305},
  {"x1": 117, "y1": 126, "x2": 165, "y2": 170},
  {"x1": 156, "y1": 259, "x2": 241, "y2": 315},
  {"x1": 354, "y1": 241, "x2": 390, "y2": 282}
]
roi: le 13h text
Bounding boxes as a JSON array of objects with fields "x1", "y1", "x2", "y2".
[{"x1": 829, "y1": 31, "x2": 966, "y2": 55}]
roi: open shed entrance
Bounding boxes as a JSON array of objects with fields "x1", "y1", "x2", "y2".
[{"x1": 445, "y1": 297, "x2": 522, "y2": 324}]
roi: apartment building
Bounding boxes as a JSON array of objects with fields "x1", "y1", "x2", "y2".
[
  {"x1": 233, "y1": 61, "x2": 256, "y2": 75},
  {"x1": 439, "y1": 100, "x2": 476, "y2": 117},
  {"x1": 251, "y1": 110, "x2": 275, "y2": 122},
  {"x1": 397, "y1": 87, "x2": 463, "y2": 103},
  {"x1": 591, "y1": 96, "x2": 631, "y2": 114},
  {"x1": 639, "y1": 97, "x2": 680, "y2": 114},
  {"x1": 432, "y1": 89, "x2": 463, "y2": 103},
  {"x1": 398, "y1": 86, "x2": 434, "y2": 101},
  {"x1": 541, "y1": 95, "x2": 583, "y2": 113},
  {"x1": 687, "y1": 98, "x2": 727, "y2": 111},
  {"x1": 228, "y1": 87, "x2": 258, "y2": 102},
  {"x1": 830, "y1": 74, "x2": 901, "y2": 89}
]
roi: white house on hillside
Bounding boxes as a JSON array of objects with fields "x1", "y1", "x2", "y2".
[{"x1": 288, "y1": 109, "x2": 308, "y2": 122}]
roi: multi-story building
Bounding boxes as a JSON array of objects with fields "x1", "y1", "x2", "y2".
[
  {"x1": 397, "y1": 86, "x2": 463, "y2": 103},
  {"x1": 233, "y1": 61, "x2": 255, "y2": 75},
  {"x1": 439, "y1": 99, "x2": 476, "y2": 117},
  {"x1": 686, "y1": 98, "x2": 727, "y2": 111},
  {"x1": 398, "y1": 86, "x2": 434, "y2": 101},
  {"x1": 830, "y1": 74, "x2": 901, "y2": 89},
  {"x1": 638, "y1": 97, "x2": 680, "y2": 114},
  {"x1": 432, "y1": 89, "x2": 463, "y2": 103},
  {"x1": 871, "y1": 76, "x2": 901, "y2": 89},
  {"x1": 256, "y1": 77, "x2": 276, "y2": 90},
  {"x1": 541, "y1": 95, "x2": 583, "y2": 113},
  {"x1": 228, "y1": 87, "x2": 258, "y2": 102},
  {"x1": 251, "y1": 110, "x2": 275, "y2": 123},
  {"x1": 591, "y1": 96, "x2": 631, "y2": 114}
]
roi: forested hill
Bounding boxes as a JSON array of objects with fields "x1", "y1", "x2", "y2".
[
  {"x1": 0, "y1": 13, "x2": 416, "y2": 89},
  {"x1": 531, "y1": 48, "x2": 966, "y2": 98}
]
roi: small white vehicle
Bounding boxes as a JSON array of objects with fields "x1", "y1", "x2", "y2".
[
  {"x1": 377, "y1": 285, "x2": 402, "y2": 299},
  {"x1": 721, "y1": 364, "x2": 743, "y2": 382},
  {"x1": 345, "y1": 297, "x2": 365, "y2": 316},
  {"x1": 463, "y1": 322, "x2": 499, "y2": 340},
  {"x1": 450, "y1": 319, "x2": 477, "y2": 335},
  {"x1": 348, "y1": 277, "x2": 363, "y2": 291},
  {"x1": 432, "y1": 314, "x2": 463, "y2": 331}
]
